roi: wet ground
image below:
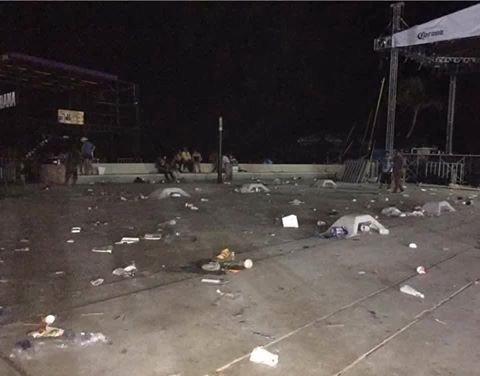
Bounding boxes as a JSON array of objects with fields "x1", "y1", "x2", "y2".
[{"x1": 0, "y1": 180, "x2": 479, "y2": 375}]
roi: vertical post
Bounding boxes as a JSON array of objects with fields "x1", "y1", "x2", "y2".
[
  {"x1": 217, "y1": 116, "x2": 223, "y2": 184},
  {"x1": 133, "y1": 84, "x2": 141, "y2": 159},
  {"x1": 446, "y1": 74, "x2": 457, "y2": 155},
  {"x1": 385, "y1": 2, "x2": 403, "y2": 153}
]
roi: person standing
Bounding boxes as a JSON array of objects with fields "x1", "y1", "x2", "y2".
[
  {"x1": 392, "y1": 150, "x2": 405, "y2": 193},
  {"x1": 181, "y1": 147, "x2": 192, "y2": 172},
  {"x1": 65, "y1": 144, "x2": 81, "y2": 185},
  {"x1": 192, "y1": 149, "x2": 202, "y2": 173},
  {"x1": 80, "y1": 137, "x2": 95, "y2": 175},
  {"x1": 223, "y1": 154, "x2": 233, "y2": 182},
  {"x1": 379, "y1": 151, "x2": 392, "y2": 189}
]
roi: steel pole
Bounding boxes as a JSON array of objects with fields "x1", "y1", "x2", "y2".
[
  {"x1": 385, "y1": 2, "x2": 403, "y2": 153},
  {"x1": 217, "y1": 116, "x2": 223, "y2": 184},
  {"x1": 446, "y1": 75, "x2": 457, "y2": 154}
]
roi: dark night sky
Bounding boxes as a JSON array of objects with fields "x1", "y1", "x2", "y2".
[{"x1": 1, "y1": 2, "x2": 477, "y2": 161}]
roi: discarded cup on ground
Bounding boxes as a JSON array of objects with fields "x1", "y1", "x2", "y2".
[
  {"x1": 112, "y1": 262, "x2": 137, "y2": 277},
  {"x1": 91, "y1": 246, "x2": 113, "y2": 254},
  {"x1": 90, "y1": 278, "x2": 104, "y2": 287},
  {"x1": 115, "y1": 237, "x2": 140, "y2": 245},
  {"x1": 416, "y1": 266, "x2": 426, "y2": 275},
  {"x1": 249, "y1": 347, "x2": 279, "y2": 367},
  {"x1": 400, "y1": 284, "x2": 424, "y2": 299},
  {"x1": 409, "y1": 243, "x2": 418, "y2": 249}
]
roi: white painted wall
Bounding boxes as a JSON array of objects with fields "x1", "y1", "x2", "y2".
[{"x1": 93, "y1": 163, "x2": 343, "y2": 176}]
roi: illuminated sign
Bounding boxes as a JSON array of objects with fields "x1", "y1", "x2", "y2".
[{"x1": 58, "y1": 109, "x2": 84, "y2": 125}]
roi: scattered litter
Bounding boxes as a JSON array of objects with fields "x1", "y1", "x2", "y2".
[
  {"x1": 328, "y1": 209, "x2": 338, "y2": 216},
  {"x1": 200, "y1": 198, "x2": 209, "y2": 202},
  {"x1": 216, "y1": 289, "x2": 237, "y2": 299},
  {"x1": 194, "y1": 187, "x2": 202, "y2": 192},
  {"x1": 53, "y1": 271, "x2": 65, "y2": 276},
  {"x1": 409, "y1": 243, "x2": 418, "y2": 249},
  {"x1": 317, "y1": 220, "x2": 327, "y2": 227},
  {"x1": 434, "y1": 318, "x2": 447, "y2": 325},
  {"x1": 29, "y1": 315, "x2": 64, "y2": 338},
  {"x1": 112, "y1": 262, "x2": 137, "y2": 277},
  {"x1": 91, "y1": 246, "x2": 113, "y2": 254},
  {"x1": 14, "y1": 247, "x2": 30, "y2": 252},
  {"x1": 151, "y1": 187, "x2": 191, "y2": 199},
  {"x1": 316, "y1": 226, "x2": 348, "y2": 239},
  {"x1": 201, "y1": 278, "x2": 222, "y2": 284},
  {"x1": 144, "y1": 233, "x2": 162, "y2": 240},
  {"x1": 400, "y1": 284, "x2": 424, "y2": 299},
  {"x1": 282, "y1": 214, "x2": 299, "y2": 228},
  {"x1": 185, "y1": 203, "x2": 199, "y2": 211},
  {"x1": 384, "y1": 197, "x2": 389, "y2": 202},
  {"x1": 120, "y1": 196, "x2": 128, "y2": 201},
  {"x1": 421, "y1": 188, "x2": 427, "y2": 192},
  {"x1": 249, "y1": 347, "x2": 279, "y2": 368},
  {"x1": 66, "y1": 239, "x2": 75, "y2": 243},
  {"x1": 139, "y1": 194, "x2": 149, "y2": 200},
  {"x1": 239, "y1": 183, "x2": 270, "y2": 193},
  {"x1": 71, "y1": 227, "x2": 81, "y2": 233},
  {"x1": 422, "y1": 201, "x2": 455, "y2": 216},
  {"x1": 314, "y1": 179, "x2": 337, "y2": 188},
  {"x1": 90, "y1": 278, "x2": 104, "y2": 287},
  {"x1": 115, "y1": 237, "x2": 140, "y2": 245},
  {"x1": 381, "y1": 207, "x2": 402, "y2": 217},
  {"x1": 322, "y1": 214, "x2": 389, "y2": 238},
  {"x1": 202, "y1": 261, "x2": 221, "y2": 272},
  {"x1": 352, "y1": 198, "x2": 357, "y2": 202},
  {"x1": 402, "y1": 193, "x2": 410, "y2": 198},
  {"x1": 80, "y1": 312, "x2": 104, "y2": 317},
  {"x1": 416, "y1": 266, "x2": 426, "y2": 274},
  {"x1": 289, "y1": 199, "x2": 304, "y2": 205},
  {"x1": 326, "y1": 323, "x2": 345, "y2": 328},
  {"x1": 358, "y1": 271, "x2": 366, "y2": 275}
]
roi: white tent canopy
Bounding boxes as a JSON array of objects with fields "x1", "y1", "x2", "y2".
[{"x1": 393, "y1": 3, "x2": 480, "y2": 48}]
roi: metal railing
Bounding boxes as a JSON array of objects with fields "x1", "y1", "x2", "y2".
[{"x1": 404, "y1": 153, "x2": 480, "y2": 186}]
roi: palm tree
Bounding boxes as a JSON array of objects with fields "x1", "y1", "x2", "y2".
[{"x1": 397, "y1": 77, "x2": 443, "y2": 139}]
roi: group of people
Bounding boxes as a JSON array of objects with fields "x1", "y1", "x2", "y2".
[
  {"x1": 379, "y1": 150, "x2": 405, "y2": 193},
  {"x1": 156, "y1": 148, "x2": 238, "y2": 182}
]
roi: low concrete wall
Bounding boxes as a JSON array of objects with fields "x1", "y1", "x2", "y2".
[{"x1": 93, "y1": 163, "x2": 343, "y2": 176}]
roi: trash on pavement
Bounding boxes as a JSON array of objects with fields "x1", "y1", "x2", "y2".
[
  {"x1": 422, "y1": 201, "x2": 455, "y2": 216},
  {"x1": 317, "y1": 220, "x2": 327, "y2": 227},
  {"x1": 282, "y1": 214, "x2": 299, "y2": 228},
  {"x1": 409, "y1": 243, "x2": 418, "y2": 249},
  {"x1": 416, "y1": 266, "x2": 426, "y2": 274},
  {"x1": 215, "y1": 248, "x2": 235, "y2": 262},
  {"x1": 112, "y1": 262, "x2": 137, "y2": 277},
  {"x1": 239, "y1": 183, "x2": 270, "y2": 193},
  {"x1": 71, "y1": 227, "x2": 81, "y2": 233},
  {"x1": 185, "y1": 202, "x2": 199, "y2": 211},
  {"x1": 14, "y1": 247, "x2": 30, "y2": 252},
  {"x1": 90, "y1": 278, "x2": 104, "y2": 287},
  {"x1": 28, "y1": 315, "x2": 64, "y2": 339},
  {"x1": 151, "y1": 187, "x2": 191, "y2": 199},
  {"x1": 200, "y1": 198, "x2": 209, "y2": 202},
  {"x1": 66, "y1": 239, "x2": 75, "y2": 243},
  {"x1": 381, "y1": 207, "x2": 403, "y2": 217},
  {"x1": 201, "y1": 278, "x2": 222, "y2": 284},
  {"x1": 120, "y1": 196, "x2": 128, "y2": 201},
  {"x1": 400, "y1": 284, "x2": 425, "y2": 298},
  {"x1": 144, "y1": 233, "x2": 162, "y2": 240},
  {"x1": 115, "y1": 237, "x2": 140, "y2": 245},
  {"x1": 289, "y1": 199, "x2": 304, "y2": 205},
  {"x1": 91, "y1": 246, "x2": 113, "y2": 254},
  {"x1": 249, "y1": 346, "x2": 279, "y2": 367},
  {"x1": 322, "y1": 214, "x2": 389, "y2": 238},
  {"x1": 202, "y1": 261, "x2": 221, "y2": 272}
]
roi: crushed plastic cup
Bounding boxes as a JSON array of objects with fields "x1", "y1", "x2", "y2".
[
  {"x1": 249, "y1": 347, "x2": 279, "y2": 367},
  {"x1": 71, "y1": 227, "x2": 81, "y2": 233},
  {"x1": 409, "y1": 243, "x2": 418, "y2": 249},
  {"x1": 90, "y1": 278, "x2": 104, "y2": 287},
  {"x1": 91, "y1": 246, "x2": 113, "y2": 254},
  {"x1": 400, "y1": 284, "x2": 424, "y2": 299},
  {"x1": 243, "y1": 259, "x2": 253, "y2": 269}
]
